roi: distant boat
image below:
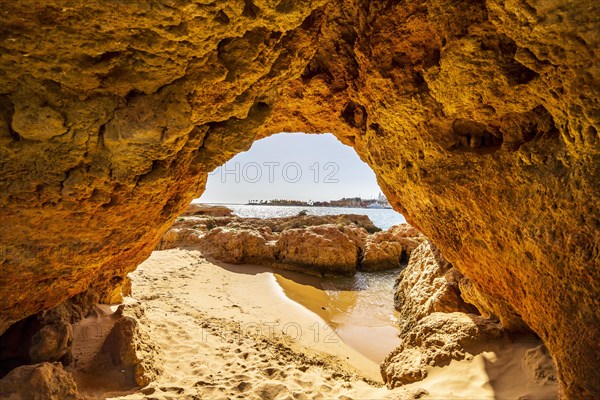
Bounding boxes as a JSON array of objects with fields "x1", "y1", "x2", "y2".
[{"x1": 367, "y1": 202, "x2": 386, "y2": 209}]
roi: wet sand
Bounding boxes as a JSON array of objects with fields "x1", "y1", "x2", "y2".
[{"x1": 273, "y1": 272, "x2": 402, "y2": 363}]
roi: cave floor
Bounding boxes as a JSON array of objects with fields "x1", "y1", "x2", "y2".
[{"x1": 75, "y1": 249, "x2": 557, "y2": 400}]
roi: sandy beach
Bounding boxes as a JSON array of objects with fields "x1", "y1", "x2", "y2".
[{"x1": 59, "y1": 248, "x2": 557, "y2": 399}]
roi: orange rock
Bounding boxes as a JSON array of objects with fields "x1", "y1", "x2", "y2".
[
  {"x1": 393, "y1": 241, "x2": 478, "y2": 334},
  {"x1": 274, "y1": 225, "x2": 361, "y2": 276},
  {"x1": 362, "y1": 224, "x2": 426, "y2": 271},
  {"x1": 200, "y1": 227, "x2": 276, "y2": 264},
  {"x1": 0, "y1": 1, "x2": 598, "y2": 397}
]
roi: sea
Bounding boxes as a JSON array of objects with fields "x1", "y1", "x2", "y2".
[
  {"x1": 196, "y1": 203, "x2": 406, "y2": 230},
  {"x1": 194, "y1": 202, "x2": 406, "y2": 361}
]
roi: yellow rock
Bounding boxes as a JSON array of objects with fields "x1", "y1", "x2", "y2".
[{"x1": 0, "y1": 0, "x2": 598, "y2": 397}]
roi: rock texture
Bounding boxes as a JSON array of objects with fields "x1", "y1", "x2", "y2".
[
  {"x1": 28, "y1": 320, "x2": 73, "y2": 364},
  {"x1": 381, "y1": 312, "x2": 503, "y2": 387},
  {"x1": 382, "y1": 240, "x2": 501, "y2": 386},
  {"x1": 362, "y1": 224, "x2": 426, "y2": 271},
  {"x1": 101, "y1": 315, "x2": 155, "y2": 387},
  {"x1": 274, "y1": 225, "x2": 362, "y2": 275},
  {"x1": 201, "y1": 226, "x2": 276, "y2": 264},
  {"x1": 522, "y1": 344, "x2": 558, "y2": 386},
  {"x1": 158, "y1": 212, "x2": 416, "y2": 275},
  {"x1": 0, "y1": 362, "x2": 79, "y2": 400},
  {"x1": 66, "y1": 302, "x2": 160, "y2": 394},
  {"x1": 392, "y1": 241, "x2": 479, "y2": 335},
  {"x1": 0, "y1": 292, "x2": 99, "y2": 378},
  {"x1": 0, "y1": 1, "x2": 598, "y2": 397}
]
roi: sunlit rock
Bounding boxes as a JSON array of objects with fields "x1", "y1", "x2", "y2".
[
  {"x1": 0, "y1": 0, "x2": 598, "y2": 396},
  {"x1": 182, "y1": 204, "x2": 234, "y2": 217},
  {"x1": 274, "y1": 225, "x2": 361, "y2": 275},
  {"x1": 362, "y1": 224, "x2": 426, "y2": 271},
  {"x1": 201, "y1": 227, "x2": 276, "y2": 264},
  {"x1": 381, "y1": 312, "x2": 503, "y2": 387},
  {"x1": 393, "y1": 241, "x2": 479, "y2": 335}
]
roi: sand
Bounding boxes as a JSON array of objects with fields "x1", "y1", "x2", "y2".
[
  {"x1": 77, "y1": 248, "x2": 557, "y2": 399},
  {"x1": 273, "y1": 271, "x2": 403, "y2": 364}
]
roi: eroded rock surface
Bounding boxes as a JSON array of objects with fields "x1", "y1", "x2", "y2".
[
  {"x1": 0, "y1": 0, "x2": 598, "y2": 397},
  {"x1": 0, "y1": 362, "x2": 79, "y2": 400},
  {"x1": 101, "y1": 314, "x2": 156, "y2": 387},
  {"x1": 28, "y1": 320, "x2": 73, "y2": 364},
  {"x1": 274, "y1": 225, "x2": 362, "y2": 275},
  {"x1": 522, "y1": 344, "x2": 558, "y2": 386},
  {"x1": 381, "y1": 312, "x2": 503, "y2": 387},
  {"x1": 201, "y1": 226, "x2": 276, "y2": 264},
  {"x1": 362, "y1": 224, "x2": 426, "y2": 271},
  {"x1": 158, "y1": 211, "x2": 417, "y2": 275},
  {"x1": 382, "y1": 240, "x2": 506, "y2": 387},
  {"x1": 393, "y1": 241, "x2": 479, "y2": 335},
  {"x1": 66, "y1": 302, "x2": 160, "y2": 395}
]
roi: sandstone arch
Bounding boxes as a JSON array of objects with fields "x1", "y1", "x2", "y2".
[{"x1": 0, "y1": 0, "x2": 598, "y2": 398}]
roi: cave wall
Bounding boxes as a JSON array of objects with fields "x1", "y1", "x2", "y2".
[{"x1": 0, "y1": 0, "x2": 598, "y2": 398}]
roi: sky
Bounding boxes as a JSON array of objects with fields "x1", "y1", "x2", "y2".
[{"x1": 198, "y1": 132, "x2": 383, "y2": 204}]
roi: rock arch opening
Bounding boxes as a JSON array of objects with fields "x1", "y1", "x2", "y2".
[{"x1": 199, "y1": 132, "x2": 390, "y2": 210}]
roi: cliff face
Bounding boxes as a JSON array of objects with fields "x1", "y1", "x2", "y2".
[{"x1": 0, "y1": 0, "x2": 598, "y2": 398}]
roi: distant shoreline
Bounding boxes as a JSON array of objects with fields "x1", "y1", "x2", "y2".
[{"x1": 195, "y1": 202, "x2": 393, "y2": 210}]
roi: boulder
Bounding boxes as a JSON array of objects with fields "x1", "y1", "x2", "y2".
[
  {"x1": 0, "y1": 362, "x2": 78, "y2": 400},
  {"x1": 181, "y1": 204, "x2": 233, "y2": 217},
  {"x1": 361, "y1": 223, "x2": 426, "y2": 271},
  {"x1": 200, "y1": 227, "x2": 276, "y2": 264},
  {"x1": 28, "y1": 319, "x2": 73, "y2": 364},
  {"x1": 101, "y1": 314, "x2": 157, "y2": 387},
  {"x1": 381, "y1": 312, "x2": 503, "y2": 387},
  {"x1": 156, "y1": 227, "x2": 204, "y2": 251},
  {"x1": 393, "y1": 241, "x2": 478, "y2": 334},
  {"x1": 274, "y1": 225, "x2": 362, "y2": 276}
]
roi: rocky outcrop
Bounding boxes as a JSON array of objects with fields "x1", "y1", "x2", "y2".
[
  {"x1": 0, "y1": 1, "x2": 598, "y2": 397},
  {"x1": 156, "y1": 212, "x2": 379, "y2": 253},
  {"x1": 200, "y1": 227, "x2": 276, "y2": 264},
  {"x1": 392, "y1": 241, "x2": 479, "y2": 335},
  {"x1": 274, "y1": 225, "x2": 363, "y2": 275},
  {"x1": 382, "y1": 240, "x2": 502, "y2": 387},
  {"x1": 182, "y1": 204, "x2": 233, "y2": 217},
  {"x1": 159, "y1": 213, "x2": 416, "y2": 275},
  {"x1": 227, "y1": 213, "x2": 380, "y2": 234},
  {"x1": 0, "y1": 362, "x2": 79, "y2": 400},
  {"x1": 362, "y1": 224, "x2": 426, "y2": 271},
  {"x1": 381, "y1": 312, "x2": 504, "y2": 386}
]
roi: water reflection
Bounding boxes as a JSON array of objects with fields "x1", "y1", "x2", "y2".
[{"x1": 274, "y1": 269, "x2": 402, "y2": 363}]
